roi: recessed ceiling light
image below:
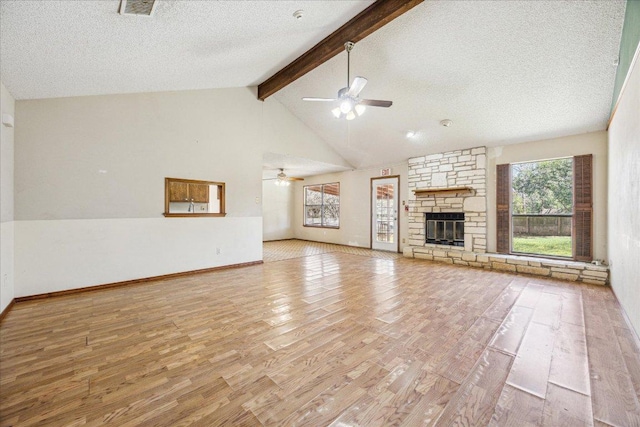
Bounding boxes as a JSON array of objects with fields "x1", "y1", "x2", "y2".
[
  {"x1": 406, "y1": 131, "x2": 416, "y2": 138},
  {"x1": 440, "y1": 119, "x2": 453, "y2": 127},
  {"x1": 293, "y1": 10, "x2": 304, "y2": 20}
]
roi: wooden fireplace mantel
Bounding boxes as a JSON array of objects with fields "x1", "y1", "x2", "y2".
[{"x1": 413, "y1": 187, "x2": 475, "y2": 197}]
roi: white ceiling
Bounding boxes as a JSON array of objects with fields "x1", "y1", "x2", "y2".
[
  {"x1": 262, "y1": 152, "x2": 351, "y2": 181},
  {"x1": 0, "y1": 0, "x2": 372, "y2": 98},
  {"x1": 0, "y1": 0, "x2": 626, "y2": 173}
]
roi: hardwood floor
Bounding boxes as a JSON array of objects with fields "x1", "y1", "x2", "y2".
[
  {"x1": 1, "y1": 240, "x2": 640, "y2": 426},
  {"x1": 262, "y1": 239, "x2": 403, "y2": 262}
]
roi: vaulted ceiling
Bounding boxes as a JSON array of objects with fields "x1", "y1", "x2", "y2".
[{"x1": 0, "y1": 0, "x2": 627, "y2": 172}]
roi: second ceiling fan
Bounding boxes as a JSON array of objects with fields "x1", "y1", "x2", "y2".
[
  {"x1": 263, "y1": 169, "x2": 304, "y2": 187},
  {"x1": 302, "y1": 42, "x2": 392, "y2": 120}
]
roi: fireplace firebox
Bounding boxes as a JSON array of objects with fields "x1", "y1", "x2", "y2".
[{"x1": 425, "y1": 213, "x2": 464, "y2": 246}]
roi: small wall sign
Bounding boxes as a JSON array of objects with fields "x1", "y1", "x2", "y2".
[{"x1": 380, "y1": 168, "x2": 392, "y2": 176}]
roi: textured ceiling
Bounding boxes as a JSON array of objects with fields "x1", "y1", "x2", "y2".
[
  {"x1": 274, "y1": 0, "x2": 627, "y2": 168},
  {"x1": 0, "y1": 0, "x2": 372, "y2": 99},
  {"x1": 0, "y1": 0, "x2": 627, "y2": 172}
]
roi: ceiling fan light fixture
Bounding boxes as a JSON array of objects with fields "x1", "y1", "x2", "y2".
[
  {"x1": 273, "y1": 168, "x2": 295, "y2": 186},
  {"x1": 340, "y1": 99, "x2": 352, "y2": 114},
  {"x1": 303, "y1": 41, "x2": 392, "y2": 120}
]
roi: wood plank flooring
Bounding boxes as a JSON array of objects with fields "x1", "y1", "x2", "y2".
[
  {"x1": 262, "y1": 239, "x2": 403, "y2": 262},
  {"x1": 2, "y1": 240, "x2": 640, "y2": 426}
]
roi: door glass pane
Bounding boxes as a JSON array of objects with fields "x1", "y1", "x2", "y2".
[{"x1": 375, "y1": 184, "x2": 394, "y2": 243}]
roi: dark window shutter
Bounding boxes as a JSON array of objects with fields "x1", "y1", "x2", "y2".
[
  {"x1": 573, "y1": 155, "x2": 593, "y2": 261},
  {"x1": 496, "y1": 164, "x2": 511, "y2": 254}
]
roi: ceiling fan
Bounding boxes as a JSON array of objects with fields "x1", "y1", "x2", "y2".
[
  {"x1": 302, "y1": 41, "x2": 392, "y2": 120},
  {"x1": 263, "y1": 169, "x2": 304, "y2": 186}
]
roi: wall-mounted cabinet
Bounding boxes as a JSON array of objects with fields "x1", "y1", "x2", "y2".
[
  {"x1": 164, "y1": 177, "x2": 225, "y2": 217},
  {"x1": 168, "y1": 181, "x2": 209, "y2": 203}
]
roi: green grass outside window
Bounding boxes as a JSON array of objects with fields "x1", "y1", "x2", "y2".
[{"x1": 512, "y1": 236, "x2": 572, "y2": 258}]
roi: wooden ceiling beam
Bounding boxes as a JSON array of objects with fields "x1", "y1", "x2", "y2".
[{"x1": 257, "y1": 0, "x2": 424, "y2": 101}]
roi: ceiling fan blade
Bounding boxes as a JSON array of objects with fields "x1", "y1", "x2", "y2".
[
  {"x1": 302, "y1": 97, "x2": 336, "y2": 102},
  {"x1": 287, "y1": 177, "x2": 304, "y2": 181},
  {"x1": 347, "y1": 76, "x2": 367, "y2": 97},
  {"x1": 360, "y1": 99, "x2": 393, "y2": 108}
]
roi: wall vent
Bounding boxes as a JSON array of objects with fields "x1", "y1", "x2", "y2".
[{"x1": 119, "y1": 0, "x2": 157, "y2": 16}]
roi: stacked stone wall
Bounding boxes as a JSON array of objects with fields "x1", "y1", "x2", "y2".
[
  {"x1": 403, "y1": 246, "x2": 608, "y2": 286},
  {"x1": 408, "y1": 147, "x2": 487, "y2": 252}
]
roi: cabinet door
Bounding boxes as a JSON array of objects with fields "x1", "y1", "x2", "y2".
[
  {"x1": 189, "y1": 183, "x2": 209, "y2": 203},
  {"x1": 169, "y1": 181, "x2": 189, "y2": 202}
]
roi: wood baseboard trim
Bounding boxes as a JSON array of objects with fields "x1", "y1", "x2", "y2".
[
  {"x1": 14, "y1": 260, "x2": 264, "y2": 303},
  {"x1": 0, "y1": 299, "x2": 16, "y2": 324}
]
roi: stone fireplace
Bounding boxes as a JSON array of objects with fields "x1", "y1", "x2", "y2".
[
  {"x1": 407, "y1": 146, "x2": 487, "y2": 253},
  {"x1": 403, "y1": 145, "x2": 609, "y2": 286}
]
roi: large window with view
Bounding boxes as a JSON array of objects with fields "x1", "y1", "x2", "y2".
[
  {"x1": 511, "y1": 158, "x2": 573, "y2": 258},
  {"x1": 497, "y1": 155, "x2": 591, "y2": 261},
  {"x1": 304, "y1": 183, "x2": 340, "y2": 228}
]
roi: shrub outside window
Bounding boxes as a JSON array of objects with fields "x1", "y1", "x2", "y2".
[{"x1": 304, "y1": 183, "x2": 340, "y2": 228}]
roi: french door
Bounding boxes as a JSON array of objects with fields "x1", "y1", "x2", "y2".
[{"x1": 371, "y1": 176, "x2": 399, "y2": 252}]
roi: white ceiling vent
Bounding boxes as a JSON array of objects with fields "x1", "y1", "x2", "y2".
[{"x1": 119, "y1": 0, "x2": 157, "y2": 16}]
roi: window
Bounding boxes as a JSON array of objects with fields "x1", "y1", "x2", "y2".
[
  {"x1": 496, "y1": 154, "x2": 593, "y2": 261},
  {"x1": 511, "y1": 158, "x2": 573, "y2": 257},
  {"x1": 304, "y1": 183, "x2": 340, "y2": 228}
]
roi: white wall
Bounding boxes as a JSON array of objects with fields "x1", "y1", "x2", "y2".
[
  {"x1": 14, "y1": 217, "x2": 261, "y2": 297},
  {"x1": 14, "y1": 87, "x2": 350, "y2": 297},
  {"x1": 289, "y1": 132, "x2": 607, "y2": 262},
  {"x1": 293, "y1": 162, "x2": 409, "y2": 251},
  {"x1": 486, "y1": 131, "x2": 608, "y2": 261},
  {"x1": 261, "y1": 97, "x2": 351, "y2": 168},
  {"x1": 1, "y1": 82, "x2": 15, "y2": 313},
  {"x1": 262, "y1": 180, "x2": 294, "y2": 241},
  {"x1": 608, "y1": 48, "x2": 640, "y2": 336}
]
